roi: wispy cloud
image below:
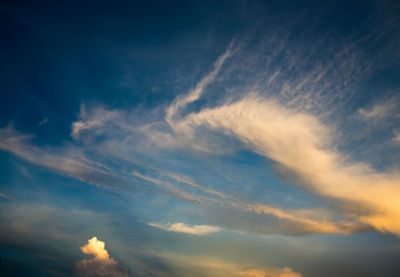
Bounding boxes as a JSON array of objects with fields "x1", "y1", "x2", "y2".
[
  {"x1": 358, "y1": 95, "x2": 399, "y2": 122},
  {"x1": 1, "y1": 30, "x2": 399, "y2": 239},
  {"x1": 132, "y1": 171, "x2": 198, "y2": 201},
  {"x1": 168, "y1": 94, "x2": 400, "y2": 235},
  {"x1": 38, "y1": 117, "x2": 48, "y2": 126},
  {"x1": 0, "y1": 192, "x2": 14, "y2": 201},
  {"x1": 148, "y1": 222, "x2": 221, "y2": 235},
  {"x1": 71, "y1": 104, "x2": 127, "y2": 141},
  {"x1": 136, "y1": 171, "x2": 359, "y2": 235},
  {"x1": 166, "y1": 41, "x2": 235, "y2": 123},
  {"x1": 0, "y1": 125, "x2": 121, "y2": 189},
  {"x1": 163, "y1": 172, "x2": 228, "y2": 199}
]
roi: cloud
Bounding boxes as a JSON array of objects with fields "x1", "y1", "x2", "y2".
[
  {"x1": 238, "y1": 202, "x2": 359, "y2": 234},
  {"x1": 1, "y1": 120, "x2": 353, "y2": 236},
  {"x1": 38, "y1": 117, "x2": 48, "y2": 126},
  {"x1": 165, "y1": 172, "x2": 228, "y2": 198},
  {"x1": 393, "y1": 131, "x2": 400, "y2": 143},
  {"x1": 147, "y1": 251, "x2": 303, "y2": 277},
  {"x1": 80, "y1": 236, "x2": 110, "y2": 260},
  {"x1": 1, "y1": 42, "x2": 398, "y2": 238},
  {"x1": 76, "y1": 237, "x2": 130, "y2": 277},
  {"x1": 0, "y1": 203, "x2": 113, "y2": 245},
  {"x1": 135, "y1": 171, "x2": 358, "y2": 235},
  {"x1": 238, "y1": 267, "x2": 302, "y2": 277},
  {"x1": 71, "y1": 105, "x2": 123, "y2": 140},
  {"x1": 168, "y1": 95, "x2": 400, "y2": 235},
  {"x1": 0, "y1": 192, "x2": 14, "y2": 201},
  {"x1": 357, "y1": 96, "x2": 399, "y2": 122},
  {"x1": 132, "y1": 171, "x2": 199, "y2": 201},
  {"x1": 0, "y1": 125, "x2": 122, "y2": 189},
  {"x1": 148, "y1": 222, "x2": 221, "y2": 235},
  {"x1": 166, "y1": 41, "x2": 235, "y2": 123}
]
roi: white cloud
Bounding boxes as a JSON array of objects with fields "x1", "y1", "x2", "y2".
[
  {"x1": 166, "y1": 41, "x2": 234, "y2": 123},
  {"x1": 71, "y1": 104, "x2": 123, "y2": 140},
  {"x1": 168, "y1": 95, "x2": 400, "y2": 235},
  {"x1": 358, "y1": 96, "x2": 399, "y2": 122},
  {"x1": 148, "y1": 222, "x2": 221, "y2": 235}
]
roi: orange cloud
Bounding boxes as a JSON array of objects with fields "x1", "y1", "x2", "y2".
[
  {"x1": 76, "y1": 236, "x2": 130, "y2": 277},
  {"x1": 238, "y1": 267, "x2": 302, "y2": 277},
  {"x1": 80, "y1": 236, "x2": 110, "y2": 260},
  {"x1": 169, "y1": 96, "x2": 400, "y2": 236}
]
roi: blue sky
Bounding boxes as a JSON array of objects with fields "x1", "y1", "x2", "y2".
[{"x1": 1, "y1": 1, "x2": 400, "y2": 276}]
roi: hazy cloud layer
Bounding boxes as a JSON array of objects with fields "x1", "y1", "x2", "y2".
[{"x1": 238, "y1": 267, "x2": 302, "y2": 277}]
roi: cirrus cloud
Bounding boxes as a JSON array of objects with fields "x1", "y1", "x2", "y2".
[
  {"x1": 148, "y1": 222, "x2": 221, "y2": 236},
  {"x1": 168, "y1": 94, "x2": 400, "y2": 236}
]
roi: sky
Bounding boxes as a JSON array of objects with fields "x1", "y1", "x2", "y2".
[{"x1": 1, "y1": 0, "x2": 400, "y2": 276}]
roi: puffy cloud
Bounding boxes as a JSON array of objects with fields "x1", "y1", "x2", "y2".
[
  {"x1": 169, "y1": 96, "x2": 400, "y2": 235},
  {"x1": 80, "y1": 237, "x2": 110, "y2": 260},
  {"x1": 238, "y1": 267, "x2": 302, "y2": 277},
  {"x1": 148, "y1": 222, "x2": 221, "y2": 235},
  {"x1": 76, "y1": 237, "x2": 130, "y2": 277}
]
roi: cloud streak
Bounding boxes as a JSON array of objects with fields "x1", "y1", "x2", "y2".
[
  {"x1": 0, "y1": 125, "x2": 122, "y2": 190},
  {"x1": 136, "y1": 171, "x2": 360, "y2": 235},
  {"x1": 148, "y1": 222, "x2": 221, "y2": 235},
  {"x1": 0, "y1": 192, "x2": 14, "y2": 201},
  {"x1": 166, "y1": 41, "x2": 235, "y2": 123}
]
